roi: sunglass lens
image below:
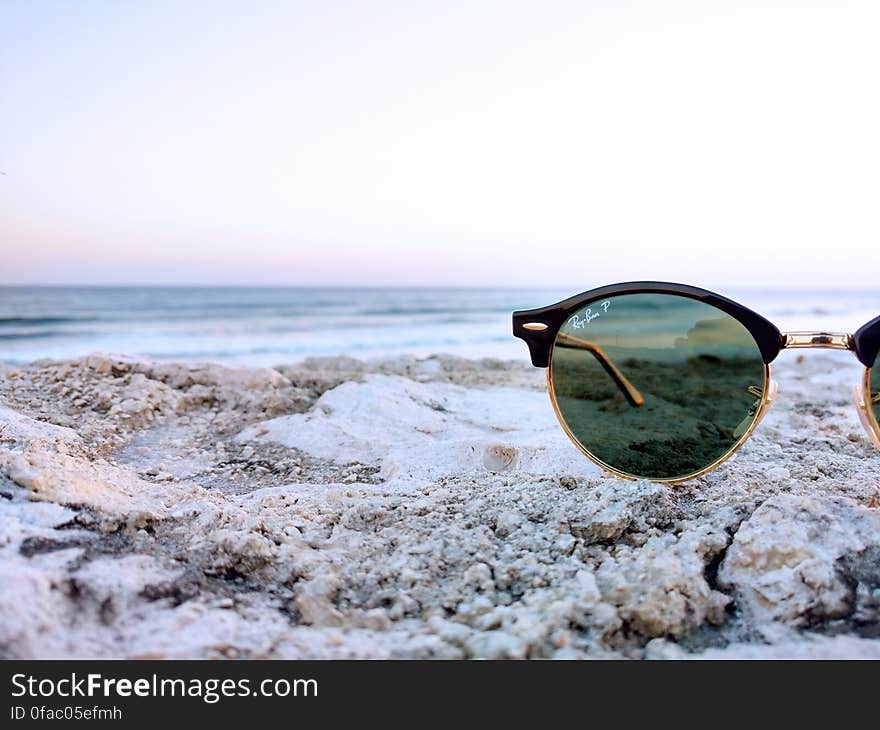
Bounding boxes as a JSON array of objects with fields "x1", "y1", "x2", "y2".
[{"x1": 550, "y1": 293, "x2": 767, "y2": 480}]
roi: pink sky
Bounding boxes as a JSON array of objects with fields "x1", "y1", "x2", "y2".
[{"x1": 2, "y1": 1, "x2": 879, "y2": 287}]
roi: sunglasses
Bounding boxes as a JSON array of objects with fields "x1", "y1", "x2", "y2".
[{"x1": 513, "y1": 282, "x2": 880, "y2": 483}]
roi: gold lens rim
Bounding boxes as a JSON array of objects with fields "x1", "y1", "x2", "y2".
[
  {"x1": 546, "y1": 356, "x2": 773, "y2": 485},
  {"x1": 860, "y1": 368, "x2": 880, "y2": 449}
]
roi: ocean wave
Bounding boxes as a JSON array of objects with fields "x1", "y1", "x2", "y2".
[
  {"x1": 0, "y1": 330, "x2": 85, "y2": 341},
  {"x1": 360, "y1": 306, "x2": 512, "y2": 316},
  {"x1": 0, "y1": 316, "x2": 90, "y2": 326},
  {"x1": 142, "y1": 333, "x2": 513, "y2": 360}
]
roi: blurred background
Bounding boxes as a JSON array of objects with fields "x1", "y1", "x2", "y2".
[{"x1": 2, "y1": 1, "x2": 878, "y2": 364}]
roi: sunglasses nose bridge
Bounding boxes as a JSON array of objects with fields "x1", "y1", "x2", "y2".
[
  {"x1": 782, "y1": 332, "x2": 854, "y2": 351},
  {"x1": 853, "y1": 379, "x2": 880, "y2": 449}
]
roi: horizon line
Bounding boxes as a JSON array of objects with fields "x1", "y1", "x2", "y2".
[{"x1": 0, "y1": 282, "x2": 876, "y2": 294}]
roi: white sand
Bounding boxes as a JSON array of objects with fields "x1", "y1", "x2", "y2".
[{"x1": 1, "y1": 350, "x2": 879, "y2": 658}]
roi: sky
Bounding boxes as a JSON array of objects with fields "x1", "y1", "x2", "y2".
[{"x1": 1, "y1": 0, "x2": 879, "y2": 288}]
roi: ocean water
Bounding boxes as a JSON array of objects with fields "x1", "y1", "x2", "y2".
[{"x1": 0, "y1": 286, "x2": 878, "y2": 367}]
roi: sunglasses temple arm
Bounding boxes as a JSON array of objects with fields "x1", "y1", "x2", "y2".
[{"x1": 554, "y1": 332, "x2": 645, "y2": 407}]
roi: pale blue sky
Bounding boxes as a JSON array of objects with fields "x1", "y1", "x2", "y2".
[{"x1": 1, "y1": 1, "x2": 878, "y2": 287}]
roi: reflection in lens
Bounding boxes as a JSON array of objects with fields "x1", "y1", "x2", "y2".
[{"x1": 550, "y1": 293, "x2": 767, "y2": 481}]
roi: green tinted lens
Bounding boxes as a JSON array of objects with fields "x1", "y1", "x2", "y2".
[
  {"x1": 550, "y1": 293, "x2": 766, "y2": 481},
  {"x1": 871, "y1": 368, "x2": 880, "y2": 426}
]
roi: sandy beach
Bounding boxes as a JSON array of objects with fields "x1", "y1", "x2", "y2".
[{"x1": 1, "y1": 349, "x2": 879, "y2": 659}]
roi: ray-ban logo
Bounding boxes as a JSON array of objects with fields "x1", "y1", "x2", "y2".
[{"x1": 569, "y1": 300, "x2": 611, "y2": 329}]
